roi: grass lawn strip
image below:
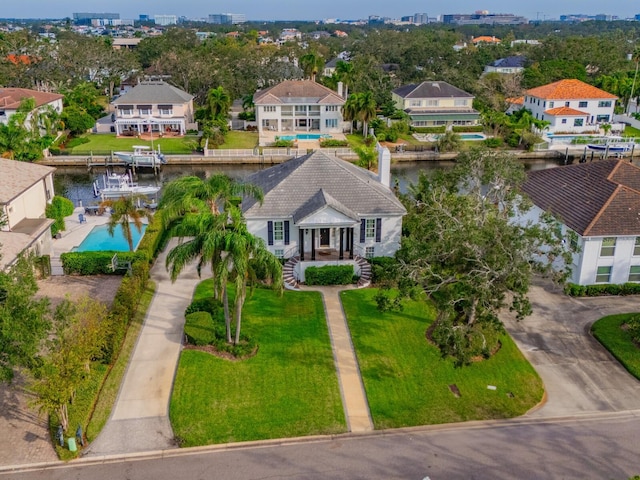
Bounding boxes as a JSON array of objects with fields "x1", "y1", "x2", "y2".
[
  {"x1": 219, "y1": 131, "x2": 258, "y2": 149},
  {"x1": 170, "y1": 281, "x2": 346, "y2": 446},
  {"x1": 341, "y1": 288, "x2": 543, "y2": 430},
  {"x1": 52, "y1": 281, "x2": 156, "y2": 461},
  {"x1": 592, "y1": 313, "x2": 640, "y2": 379},
  {"x1": 70, "y1": 134, "x2": 196, "y2": 155}
]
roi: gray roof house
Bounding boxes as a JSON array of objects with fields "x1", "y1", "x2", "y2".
[
  {"x1": 242, "y1": 149, "x2": 405, "y2": 287},
  {"x1": 392, "y1": 81, "x2": 480, "y2": 127},
  {"x1": 521, "y1": 159, "x2": 640, "y2": 285},
  {"x1": 483, "y1": 55, "x2": 526, "y2": 75},
  {"x1": 111, "y1": 81, "x2": 196, "y2": 136}
]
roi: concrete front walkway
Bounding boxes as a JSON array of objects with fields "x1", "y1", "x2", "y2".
[
  {"x1": 305, "y1": 286, "x2": 374, "y2": 433},
  {"x1": 84, "y1": 239, "x2": 200, "y2": 456}
]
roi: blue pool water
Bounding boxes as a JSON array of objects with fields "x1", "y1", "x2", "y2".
[
  {"x1": 279, "y1": 134, "x2": 331, "y2": 141},
  {"x1": 459, "y1": 133, "x2": 485, "y2": 140},
  {"x1": 73, "y1": 223, "x2": 147, "y2": 252}
]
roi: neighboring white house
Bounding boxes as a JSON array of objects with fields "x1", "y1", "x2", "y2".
[
  {"x1": 0, "y1": 158, "x2": 55, "y2": 270},
  {"x1": 483, "y1": 55, "x2": 526, "y2": 75},
  {"x1": 253, "y1": 80, "x2": 346, "y2": 138},
  {"x1": 522, "y1": 79, "x2": 617, "y2": 133},
  {"x1": 521, "y1": 159, "x2": 640, "y2": 286},
  {"x1": 391, "y1": 81, "x2": 480, "y2": 128},
  {"x1": 111, "y1": 81, "x2": 196, "y2": 136},
  {"x1": 0, "y1": 87, "x2": 63, "y2": 128},
  {"x1": 241, "y1": 148, "x2": 406, "y2": 283}
]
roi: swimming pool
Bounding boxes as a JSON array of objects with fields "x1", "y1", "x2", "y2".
[
  {"x1": 278, "y1": 134, "x2": 331, "y2": 141},
  {"x1": 73, "y1": 223, "x2": 147, "y2": 252},
  {"x1": 459, "y1": 134, "x2": 485, "y2": 140}
]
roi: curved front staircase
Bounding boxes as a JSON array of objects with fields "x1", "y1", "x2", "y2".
[{"x1": 282, "y1": 255, "x2": 372, "y2": 290}]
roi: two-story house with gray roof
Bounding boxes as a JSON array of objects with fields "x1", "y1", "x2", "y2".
[
  {"x1": 111, "y1": 81, "x2": 196, "y2": 137},
  {"x1": 392, "y1": 81, "x2": 480, "y2": 128},
  {"x1": 0, "y1": 159, "x2": 55, "y2": 270},
  {"x1": 521, "y1": 159, "x2": 640, "y2": 285},
  {"x1": 253, "y1": 80, "x2": 346, "y2": 144},
  {"x1": 242, "y1": 148, "x2": 405, "y2": 287}
]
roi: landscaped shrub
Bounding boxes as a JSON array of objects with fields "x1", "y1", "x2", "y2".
[
  {"x1": 184, "y1": 311, "x2": 217, "y2": 346},
  {"x1": 320, "y1": 139, "x2": 349, "y2": 147},
  {"x1": 61, "y1": 251, "x2": 143, "y2": 275},
  {"x1": 370, "y1": 256, "x2": 399, "y2": 284},
  {"x1": 135, "y1": 214, "x2": 165, "y2": 261},
  {"x1": 564, "y1": 282, "x2": 640, "y2": 297},
  {"x1": 305, "y1": 265, "x2": 354, "y2": 285},
  {"x1": 185, "y1": 297, "x2": 221, "y2": 317},
  {"x1": 46, "y1": 195, "x2": 75, "y2": 236},
  {"x1": 484, "y1": 137, "x2": 503, "y2": 148},
  {"x1": 272, "y1": 138, "x2": 294, "y2": 147},
  {"x1": 412, "y1": 126, "x2": 446, "y2": 134},
  {"x1": 624, "y1": 314, "x2": 640, "y2": 344},
  {"x1": 452, "y1": 125, "x2": 484, "y2": 133}
]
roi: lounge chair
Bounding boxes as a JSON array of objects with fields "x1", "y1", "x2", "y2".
[{"x1": 78, "y1": 213, "x2": 86, "y2": 224}]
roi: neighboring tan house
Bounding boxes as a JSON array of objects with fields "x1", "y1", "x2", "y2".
[
  {"x1": 522, "y1": 79, "x2": 617, "y2": 133},
  {"x1": 521, "y1": 159, "x2": 640, "y2": 286},
  {"x1": 483, "y1": 56, "x2": 526, "y2": 75},
  {"x1": 253, "y1": 80, "x2": 346, "y2": 136},
  {"x1": 111, "y1": 81, "x2": 196, "y2": 136},
  {"x1": 242, "y1": 148, "x2": 406, "y2": 286},
  {"x1": 0, "y1": 158, "x2": 55, "y2": 271},
  {"x1": 392, "y1": 81, "x2": 480, "y2": 128},
  {"x1": 0, "y1": 87, "x2": 63, "y2": 127}
]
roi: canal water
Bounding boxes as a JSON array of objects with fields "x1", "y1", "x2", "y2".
[{"x1": 53, "y1": 159, "x2": 563, "y2": 209}]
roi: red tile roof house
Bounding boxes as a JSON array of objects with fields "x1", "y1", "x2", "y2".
[
  {"x1": 0, "y1": 87, "x2": 63, "y2": 129},
  {"x1": 521, "y1": 159, "x2": 640, "y2": 285},
  {"x1": 521, "y1": 79, "x2": 617, "y2": 134}
]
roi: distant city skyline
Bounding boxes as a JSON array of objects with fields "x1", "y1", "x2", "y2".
[{"x1": 2, "y1": 0, "x2": 639, "y2": 21}]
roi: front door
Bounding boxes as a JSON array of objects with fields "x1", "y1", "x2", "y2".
[{"x1": 319, "y1": 228, "x2": 330, "y2": 247}]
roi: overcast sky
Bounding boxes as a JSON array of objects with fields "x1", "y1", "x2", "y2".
[{"x1": 2, "y1": 0, "x2": 638, "y2": 21}]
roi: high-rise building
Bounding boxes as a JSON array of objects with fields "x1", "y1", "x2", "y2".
[
  {"x1": 208, "y1": 13, "x2": 246, "y2": 24},
  {"x1": 442, "y1": 12, "x2": 527, "y2": 25},
  {"x1": 72, "y1": 12, "x2": 119, "y2": 25},
  {"x1": 154, "y1": 14, "x2": 178, "y2": 26},
  {"x1": 413, "y1": 13, "x2": 428, "y2": 24}
]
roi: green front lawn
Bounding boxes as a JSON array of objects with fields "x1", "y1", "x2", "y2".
[
  {"x1": 170, "y1": 281, "x2": 346, "y2": 446},
  {"x1": 341, "y1": 289, "x2": 544, "y2": 429},
  {"x1": 624, "y1": 125, "x2": 640, "y2": 139},
  {"x1": 69, "y1": 134, "x2": 196, "y2": 155},
  {"x1": 592, "y1": 313, "x2": 640, "y2": 379},
  {"x1": 218, "y1": 131, "x2": 259, "y2": 149}
]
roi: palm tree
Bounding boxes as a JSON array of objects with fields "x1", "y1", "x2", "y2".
[
  {"x1": 344, "y1": 92, "x2": 377, "y2": 138},
  {"x1": 241, "y1": 93, "x2": 254, "y2": 112},
  {"x1": 206, "y1": 86, "x2": 232, "y2": 121},
  {"x1": 216, "y1": 211, "x2": 282, "y2": 345},
  {"x1": 299, "y1": 52, "x2": 323, "y2": 81},
  {"x1": 354, "y1": 145, "x2": 377, "y2": 171},
  {"x1": 435, "y1": 130, "x2": 462, "y2": 153},
  {"x1": 100, "y1": 196, "x2": 149, "y2": 251},
  {"x1": 335, "y1": 60, "x2": 354, "y2": 98}
]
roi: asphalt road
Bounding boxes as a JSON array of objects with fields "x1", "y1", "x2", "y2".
[{"x1": 5, "y1": 412, "x2": 640, "y2": 480}]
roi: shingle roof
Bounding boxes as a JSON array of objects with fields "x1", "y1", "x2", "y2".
[
  {"x1": 112, "y1": 81, "x2": 193, "y2": 105},
  {"x1": 242, "y1": 151, "x2": 406, "y2": 219},
  {"x1": 0, "y1": 88, "x2": 62, "y2": 110},
  {"x1": 544, "y1": 106, "x2": 588, "y2": 116},
  {"x1": 0, "y1": 158, "x2": 55, "y2": 204},
  {"x1": 526, "y1": 79, "x2": 617, "y2": 101},
  {"x1": 292, "y1": 189, "x2": 359, "y2": 223},
  {"x1": 392, "y1": 81, "x2": 473, "y2": 99},
  {"x1": 490, "y1": 55, "x2": 525, "y2": 68},
  {"x1": 253, "y1": 80, "x2": 344, "y2": 105},
  {"x1": 521, "y1": 159, "x2": 640, "y2": 236}
]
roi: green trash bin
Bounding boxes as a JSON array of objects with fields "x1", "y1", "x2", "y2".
[{"x1": 68, "y1": 437, "x2": 77, "y2": 452}]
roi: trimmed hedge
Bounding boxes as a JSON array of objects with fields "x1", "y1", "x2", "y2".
[
  {"x1": 452, "y1": 125, "x2": 484, "y2": 133},
  {"x1": 46, "y1": 195, "x2": 75, "y2": 236},
  {"x1": 564, "y1": 282, "x2": 640, "y2": 297},
  {"x1": 412, "y1": 126, "x2": 446, "y2": 134},
  {"x1": 184, "y1": 311, "x2": 217, "y2": 346},
  {"x1": 61, "y1": 251, "x2": 144, "y2": 275},
  {"x1": 320, "y1": 139, "x2": 349, "y2": 147},
  {"x1": 305, "y1": 265, "x2": 354, "y2": 286}
]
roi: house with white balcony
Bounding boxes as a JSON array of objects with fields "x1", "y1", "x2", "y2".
[
  {"x1": 241, "y1": 147, "x2": 405, "y2": 288},
  {"x1": 253, "y1": 80, "x2": 346, "y2": 144},
  {"x1": 0, "y1": 87, "x2": 63, "y2": 128},
  {"x1": 483, "y1": 55, "x2": 526, "y2": 75},
  {"x1": 521, "y1": 159, "x2": 640, "y2": 286},
  {"x1": 391, "y1": 81, "x2": 480, "y2": 128},
  {"x1": 111, "y1": 81, "x2": 196, "y2": 136},
  {"x1": 522, "y1": 79, "x2": 617, "y2": 133},
  {"x1": 0, "y1": 159, "x2": 55, "y2": 271}
]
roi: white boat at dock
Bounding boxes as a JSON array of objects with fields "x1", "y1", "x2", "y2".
[
  {"x1": 587, "y1": 143, "x2": 633, "y2": 153},
  {"x1": 93, "y1": 172, "x2": 160, "y2": 200},
  {"x1": 113, "y1": 145, "x2": 166, "y2": 168}
]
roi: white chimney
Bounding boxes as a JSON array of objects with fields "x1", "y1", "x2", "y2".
[
  {"x1": 337, "y1": 81, "x2": 344, "y2": 98},
  {"x1": 376, "y1": 144, "x2": 391, "y2": 188}
]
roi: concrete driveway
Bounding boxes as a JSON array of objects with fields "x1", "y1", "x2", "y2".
[{"x1": 503, "y1": 278, "x2": 640, "y2": 418}]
